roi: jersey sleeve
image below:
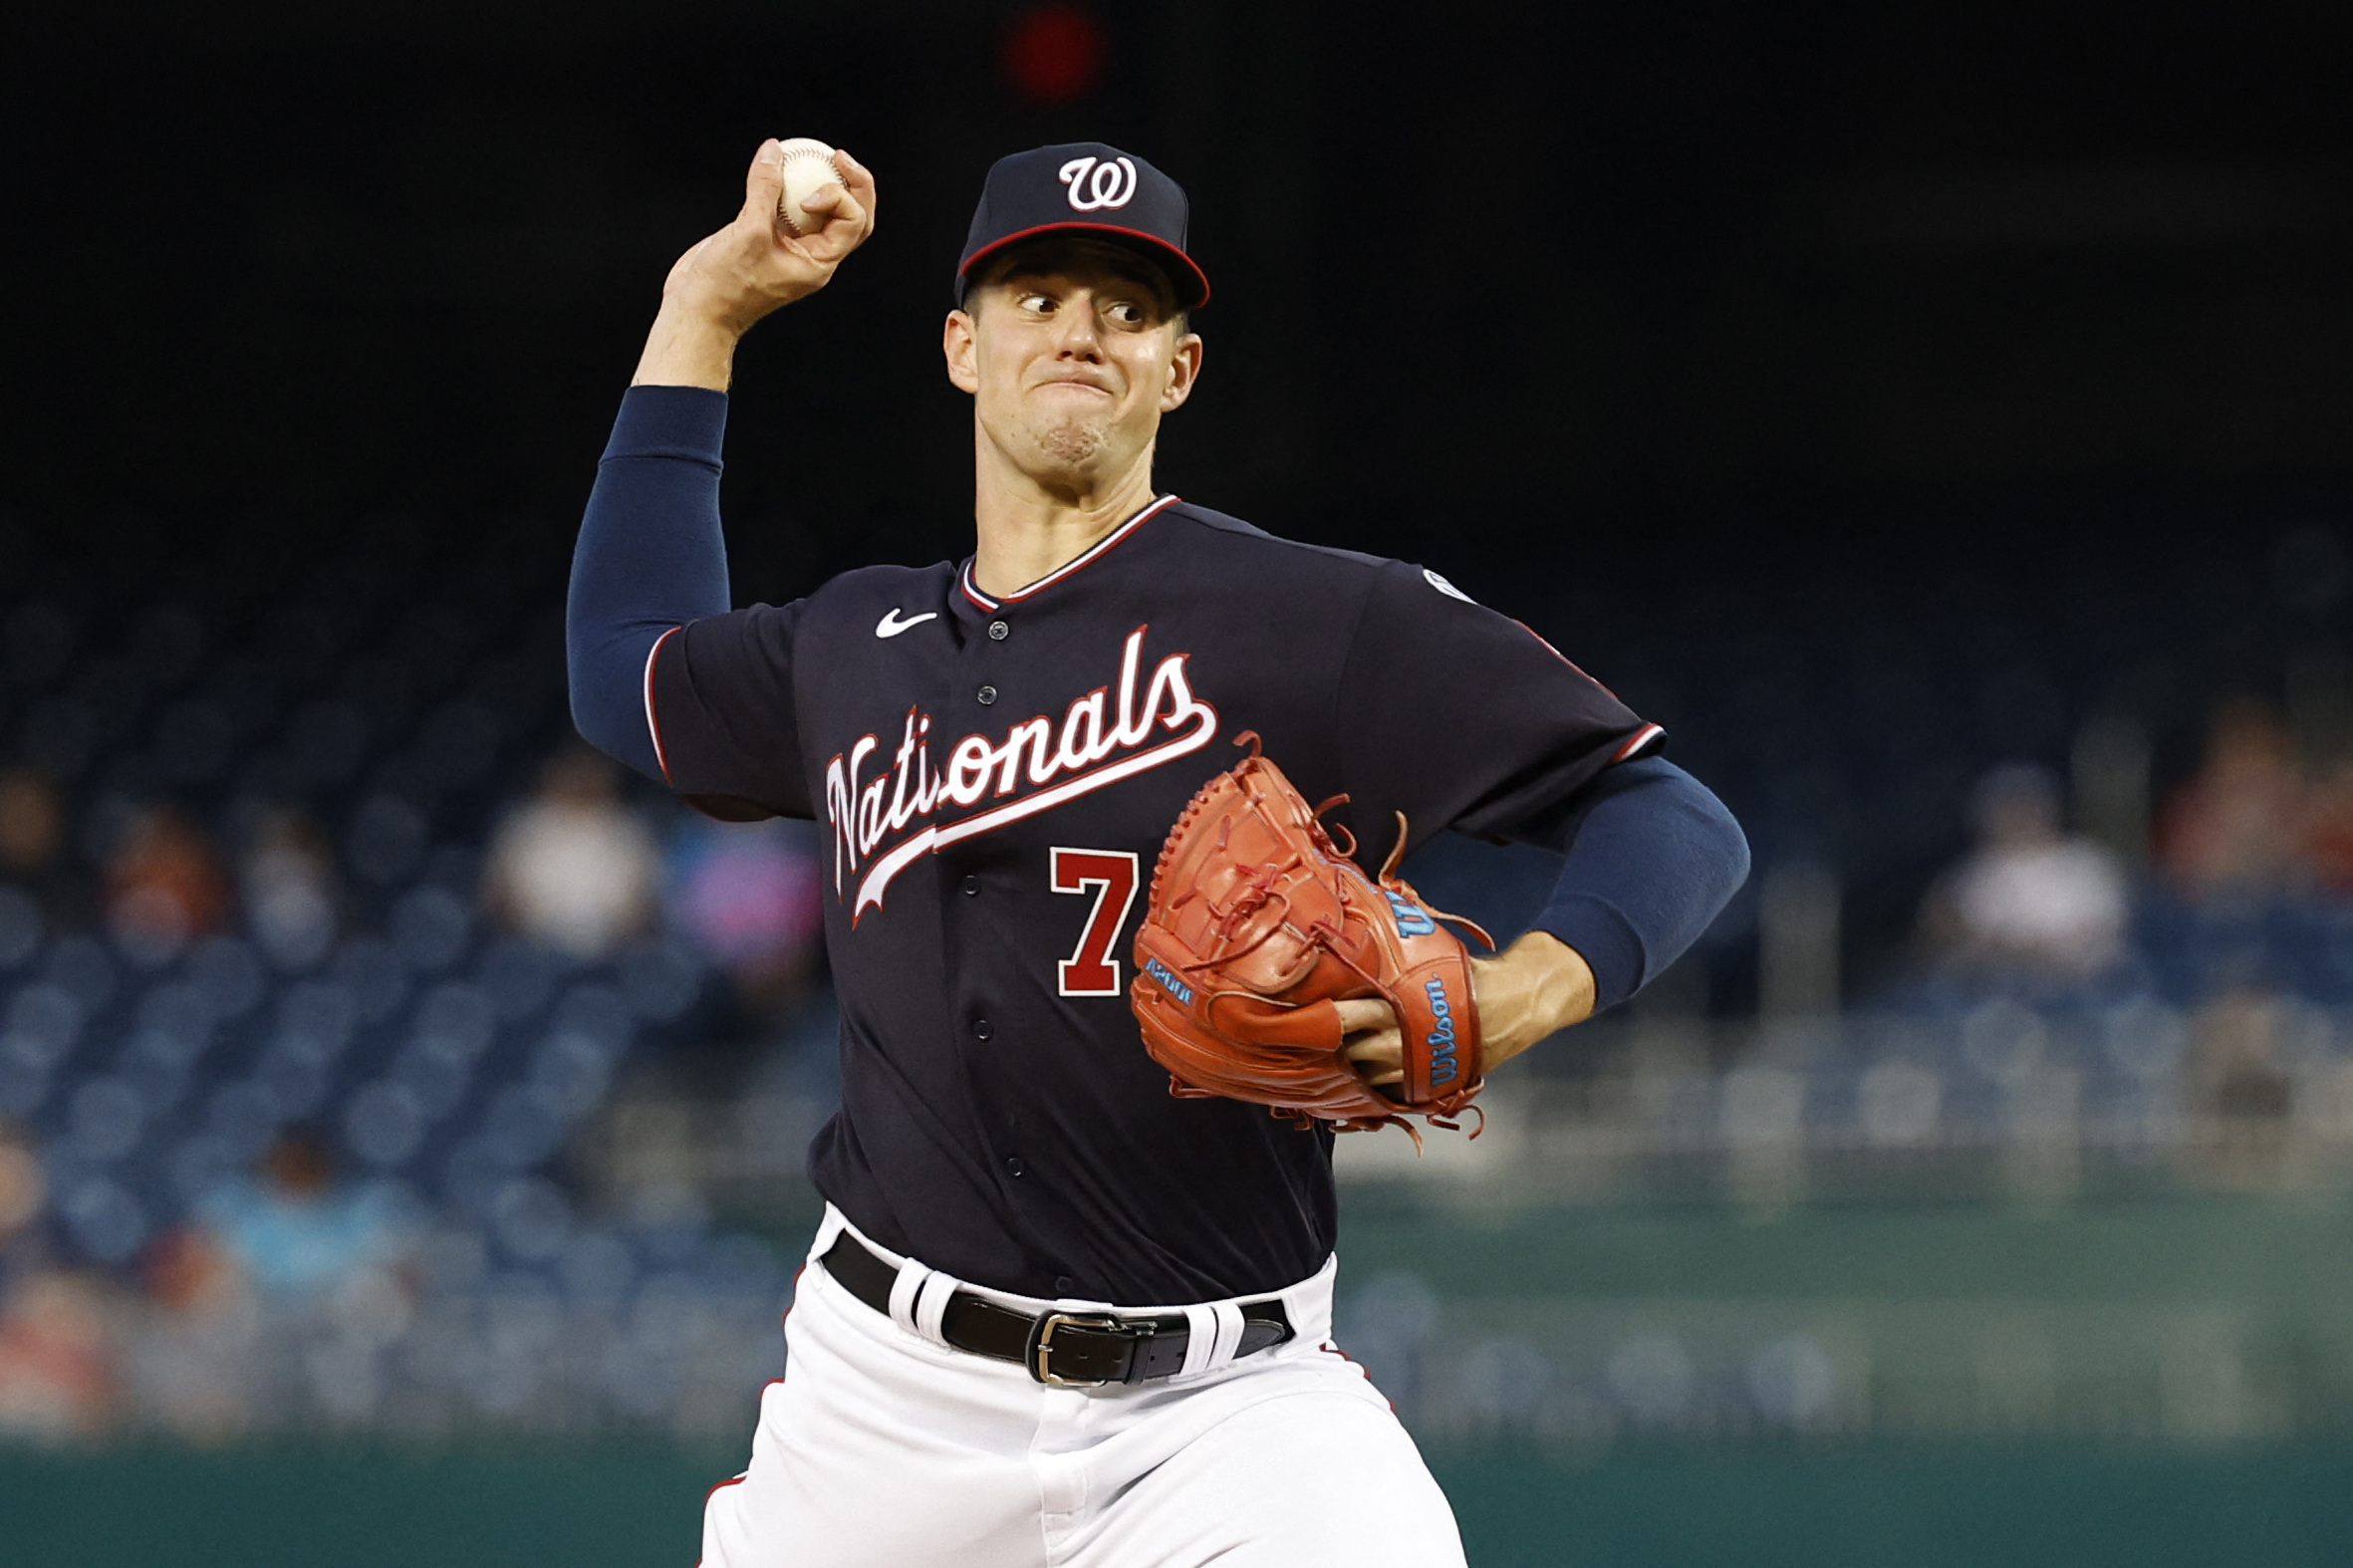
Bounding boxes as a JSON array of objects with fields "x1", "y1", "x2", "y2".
[
  {"x1": 1333, "y1": 562, "x2": 1662, "y2": 860},
  {"x1": 646, "y1": 601, "x2": 814, "y2": 821}
]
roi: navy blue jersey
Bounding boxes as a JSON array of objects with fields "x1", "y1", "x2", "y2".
[{"x1": 646, "y1": 496, "x2": 1660, "y2": 1303}]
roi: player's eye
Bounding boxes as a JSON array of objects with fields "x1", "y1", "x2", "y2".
[
  {"x1": 1020, "y1": 293, "x2": 1056, "y2": 314},
  {"x1": 1106, "y1": 302, "x2": 1145, "y2": 325}
]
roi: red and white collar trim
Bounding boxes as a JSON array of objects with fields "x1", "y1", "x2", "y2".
[{"x1": 959, "y1": 494, "x2": 1179, "y2": 611}]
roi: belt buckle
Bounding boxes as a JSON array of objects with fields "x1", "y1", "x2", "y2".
[{"x1": 1027, "y1": 1311, "x2": 1135, "y2": 1387}]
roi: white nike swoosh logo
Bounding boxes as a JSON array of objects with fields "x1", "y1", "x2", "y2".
[{"x1": 875, "y1": 609, "x2": 938, "y2": 639}]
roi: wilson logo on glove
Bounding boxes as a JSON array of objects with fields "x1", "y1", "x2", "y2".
[
  {"x1": 1128, "y1": 733, "x2": 1493, "y2": 1145},
  {"x1": 1383, "y1": 890, "x2": 1437, "y2": 936},
  {"x1": 1424, "y1": 978, "x2": 1459, "y2": 1084}
]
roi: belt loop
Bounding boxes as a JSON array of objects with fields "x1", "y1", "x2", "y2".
[
  {"x1": 888, "y1": 1261, "x2": 930, "y2": 1339},
  {"x1": 913, "y1": 1270, "x2": 959, "y2": 1348},
  {"x1": 1177, "y1": 1304, "x2": 1218, "y2": 1378},
  {"x1": 808, "y1": 1205, "x2": 849, "y2": 1266},
  {"x1": 1206, "y1": 1301, "x2": 1246, "y2": 1370},
  {"x1": 1282, "y1": 1255, "x2": 1339, "y2": 1345}
]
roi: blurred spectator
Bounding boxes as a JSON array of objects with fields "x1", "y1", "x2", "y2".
[
  {"x1": 144, "y1": 1225, "x2": 247, "y2": 1317},
  {"x1": 1922, "y1": 763, "x2": 2128, "y2": 982},
  {"x1": 2188, "y1": 988, "x2": 2297, "y2": 1188},
  {"x1": 197, "y1": 1129, "x2": 409, "y2": 1298},
  {"x1": 0, "y1": 766, "x2": 89, "y2": 931},
  {"x1": 0, "y1": 1123, "x2": 44, "y2": 1259},
  {"x1": 0, "y1": 1270, "x2": 116, "y2": 1438},
  {"x1": 0, "y1": 769, "x2": 61, "y2": 872},
  {"x1": 241, "y1": 806, "x2": 339, "y2": 970},
  {"x1": 129, "y1": 1225, "x2": 259, "y2": 1440},
  {"x1": 2192, "y1": 989, "x2": 2295, "y2": 1122},
  {"x1": 2158, "y1": 698, "x2": 2305, "y2": 900},
  {"x1": 2299, "y1": 756, "x2": 2353, "y2": 895},
  {"x1": 666, "y1": 818, "x2": 824, "y2": 1019},
  {"x1": 485, "y1": 747, "x2": 659, "y2": 960},
  {"x1": 104, "y1": 803, "x2": 231, "y2": 966}
]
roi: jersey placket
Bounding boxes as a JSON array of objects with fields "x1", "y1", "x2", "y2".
[
  {"x1": 941, "y1": 580, "x2": 1042, "y2": 1210},
  {"x1": 938, "y1": 546, "x2": 1155, "y2": 1253}
]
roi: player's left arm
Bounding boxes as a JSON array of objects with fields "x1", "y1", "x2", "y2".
[
  {"x1": 1337, "y1": 932, "x2": 1594, "y2": 1084},
  {"x1": 1341, "y1": 758, "x2": 1747, "y2": 1081},
  {"x1": 1492, "y1": 756, "x2": 1748, "y2": 1057},
  {"x1": 1330, "y1": 562, "x2": 1748, "y2": 1085}
]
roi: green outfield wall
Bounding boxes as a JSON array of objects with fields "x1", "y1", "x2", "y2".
[
  {"x1": 7, "y1": 1438, "x2": 2353, "y2": 1567},
  {"x1": 14, "y1": 1193, "x2": 2353, "y2": 1565}
]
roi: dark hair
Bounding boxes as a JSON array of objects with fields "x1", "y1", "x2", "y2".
[{"x1": 968, "y1": 235, "x2": 1189, "y2": 333}]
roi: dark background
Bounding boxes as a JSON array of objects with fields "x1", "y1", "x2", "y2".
[
  {"x1": 4, "y1": 0, "x2": 2351, "y2": 998},
  {"x1": 10, "y1": 0, "x2": 2352, "y2": 553}
]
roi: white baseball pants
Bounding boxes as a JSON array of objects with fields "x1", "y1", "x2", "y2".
[{"x1": 699, "y1": 1205, "x2": 1466, "y2": 1568}]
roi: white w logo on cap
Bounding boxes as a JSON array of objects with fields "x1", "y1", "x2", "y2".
[{"x1": 1058, "y1": 156, "x2": 1138, "y2": 211}]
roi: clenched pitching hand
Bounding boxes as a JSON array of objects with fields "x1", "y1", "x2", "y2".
[{"x1": 634, "y1": 139, "x2": 877, "y2": 389}]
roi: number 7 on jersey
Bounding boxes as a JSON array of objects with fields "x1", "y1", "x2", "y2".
[{"x1": 1050, "y1": 848, "x2": 1141, "y2": 997}]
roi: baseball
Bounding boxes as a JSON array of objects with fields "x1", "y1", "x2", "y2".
[{"x1": 774, "y1": 136, "x2": 845, "y2": 237}]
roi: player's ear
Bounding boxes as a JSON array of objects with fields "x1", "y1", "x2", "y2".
[
  {"x1": 943, "y1": 309, "x2": 981, "y2": 394},
  {"x1": 1158, "y1": 330, "x2": 1203, "y2": 413}
]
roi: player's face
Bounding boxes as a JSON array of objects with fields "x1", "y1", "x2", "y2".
[{"x1": 944, "y1": 255, "x2": 1202, "y2": 492}]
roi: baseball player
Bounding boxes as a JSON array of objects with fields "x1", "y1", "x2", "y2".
[{"x1": 569, "y1": 139, "x2": 1748, "y2": 1566}]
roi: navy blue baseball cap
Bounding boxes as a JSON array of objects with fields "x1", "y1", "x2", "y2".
[{"x1": 955, "y1": 142, "x2": 1209, "y2": 310}]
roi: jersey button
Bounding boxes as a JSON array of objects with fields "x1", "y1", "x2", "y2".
[
  {"x1": 1054, "y1": 1275, "x2": 1075, "y2": 1295},
  {"x1": 988, "y1": 620, "x2": 1010, "y2": 642},
  {"x1": 1005, "y1": 1156, "x2": 1025, "y2": 1177},
  {"x1": 973, "y1": 1019, "x2": 993, "y2": 1040},
  {"x1": 961, "y1": 875, "x2": 981, "y2": 897},
  {"x1": 977, "y1": 684, "x2": 998, "y2": 705}
]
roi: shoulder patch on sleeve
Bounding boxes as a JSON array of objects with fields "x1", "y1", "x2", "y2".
[{"x1": 1423, "y1": 568, "x2": 1475, "y2": 604}]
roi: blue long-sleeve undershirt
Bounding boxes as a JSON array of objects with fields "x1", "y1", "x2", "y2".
[
  {"x1": 566, "y1": 385, "x2": 732, "y2": 782},
  {"x1": 567, "y1": 386, "x2": 1750, "y2": 1013},
  {"x1": 1522, "y1": 756, "x2": 1749, "y2": 1010}
]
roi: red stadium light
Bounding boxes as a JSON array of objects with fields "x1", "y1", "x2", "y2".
[{"x1": 1001, "y1": 4, "x2": 1109, "y2": 106}]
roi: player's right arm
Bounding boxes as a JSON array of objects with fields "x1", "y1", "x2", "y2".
[
  {"x1": 635, "y1": 139, "x2": 876, "y2": 391},
  {"x1": 566, "y1": 141, "x2": 873, "y2": 795}
]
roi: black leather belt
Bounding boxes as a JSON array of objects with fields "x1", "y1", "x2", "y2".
[{"x1": 820, "y1": 1231, "x2": 1293, "y2": 1387}]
